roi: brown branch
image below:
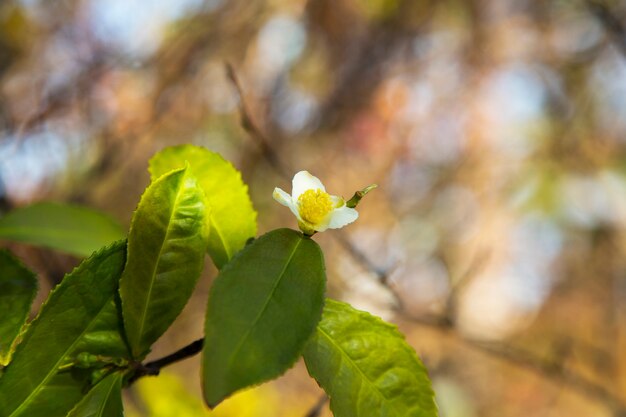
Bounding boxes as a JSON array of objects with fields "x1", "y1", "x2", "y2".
[
  {"x1": 128, "y1": 338, "x2": 204, "y2": 385},
  {"x1": 394, "y1": 306, "x2": 626, "y2": 416},
  {"x1": 467, "y1": 339, "x2": 625, "y2": 415},
  {"x1": 332, "y1": 232, "x2": 393, "y2": 285},
  {"x1": 225, "y1": 62, "x2": 291, "y2": 179},
  {"x1": 225, "y1": 62, "x2": 395, "y2": 282},
  {"x1": 225, "y1": 62, "x2": 626, "y2": 416},
  {"x1": 386, "y1": 267, "x2": 626, "y2": 415},
  {"x1": 304, "y1": 394, "x2": 328, "y2": 417}
]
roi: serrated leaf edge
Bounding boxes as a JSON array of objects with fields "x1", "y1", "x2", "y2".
[
  {"x1": 308, "y1": 299, "x2": 437, "y2": 417},
  {"x1": 128, "y1": 166, "x2": 189, "y2": 356},
  {"x1": 148, "y1": 145, "x2": 257, "y2": 268},
  {"x1": 0, "y1": 250, "x2": 38, "y2": 366},
  {"x1": 3, "y1": 240, "x2": 127, "y2": 417},
  {"x1": 204, "y1": 229, "x2": 326, "y2": 408}
]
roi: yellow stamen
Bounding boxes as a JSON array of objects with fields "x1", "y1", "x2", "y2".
[{"x1": 298, "y1": 189, "x2": 333, "y2": 225}]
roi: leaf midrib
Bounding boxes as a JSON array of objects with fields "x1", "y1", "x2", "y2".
[
  {"x1": 133, "y1": 171, "x2": 189, "y2": 355},
  {"x1": 96, "y1": 374, "x2": 119, "y2": 417},
  {"x1": 226, "y1": 237, "x2": 303, "y2": 369},
  {"x1": 8, "y1": 296, "x2": 116, "y2": 417},
  {"x1": 209, "y1": 217, "x2": 232, "y2": 265},
  {"x1": 317, "y1": 326, "x2": 402, "y2": 416}
]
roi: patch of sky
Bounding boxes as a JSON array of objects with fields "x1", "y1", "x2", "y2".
[
  {"x1": 481, "y1": 64, "x2": 547, "y2": 157},
  {"x1": 272, "y1": 87, "x2": 318, "y2": 134},
  {"x1": 561, "y1": 174, "x2": 611, "y2": 227},
  {"x1": 561, "y1": 171, "x2": 626, "y2": 228},
  {"x1": 506, "y1": 214, "x2": 563, "y2": 309},
  {"x1": 87, "y1": 0, "x2": 207, "y2": 57},
  {"x1": 590, "y1": 49, "x2": 626, "y2": 136},
  {"x1": 257, "y1": 15, "x2": 307, "y2": 71},
  {"x1": 0, "y1": 126, "x2": 88, "y2": 201}
]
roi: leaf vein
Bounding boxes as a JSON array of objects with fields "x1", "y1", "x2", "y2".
[
  {"x1": 134, "y1": 172, "x2": 189, "y2": 354},
  {"x1": 9, "y1": 298, "x2": 115, "y2": 417},
  {"x1": 226, "y1": 237, "x2": 303, "y2": 369},
  {"x1": 96, "y1": 375, "x2": 118, "y2": 417},
  {"x1": 210, "y1": 217, "x2": 232, "y2": 263},
  {"x1": 317, "y1": 327, "x2": 402, "y2": 416}
]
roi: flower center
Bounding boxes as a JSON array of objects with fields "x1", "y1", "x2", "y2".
[{"x1": 298, "y1": 189, "x2": 333, "y2": 225}]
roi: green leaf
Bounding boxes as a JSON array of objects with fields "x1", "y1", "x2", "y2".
[
  {"x1": 303, "y1": 299, "x2": 438, "y2": 417},
  {"x1": 120, "y1": 166, "x2": 209, "y2": 359},
  {"x1": 0, "y1": 202, "x2": 126, "y2": 257},
  {"x1": 202, "y1": 228, "x2": 326, "y2": 407},
  {"x1": 149, "y1": 145, "x2": 257, "y2": 269},
  {"x1": 0, "y1": 241, "x2": 131, "y2": 417},
  {"x1": 67, "y1": 373, "x2": 123, "y2": 417},
  {"x1": 0, "y1": 250, "x2": 37, "y2": 366}
]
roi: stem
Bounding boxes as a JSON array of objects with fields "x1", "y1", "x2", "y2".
[
  {"x1": 128, "y1": 338, "x2": 204, "y2": 385},
  {"x1": 304, "y1": 394, "x2": 328, "y2": 417}
]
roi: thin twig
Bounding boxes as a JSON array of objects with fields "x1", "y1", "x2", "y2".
[
  {"x1": 225, "y1": 62, "x2": 395, "y2": 282},
  {"x1": 128, "y1": 338, "x2": 204, "y2": 385},
  {"x1": 468, "y1": 339, "x2": 624, "y2": 415},
  {"x1": 332, "y1": 232, "x2": 392, "y2": 285},
  {"x1": 224, "y1": 63, "x2": 626, "y2": 416},
  {"x1": 304, "y1": 394, "x2": 329, "y2": 417},
  {"x1": 225, "y1": 62, "x2": 291, "y2": 179},
  {"x1": 394, "y1": 307, "x2": 626, "y2": 416}
]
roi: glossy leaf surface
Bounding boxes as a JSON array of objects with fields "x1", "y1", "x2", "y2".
[
  {"x1": 67, "y1": 373, "x2": 123, "y2": 417},
  {"x1": 0, "y1": 250, "x2": 37, "y2": 365},
  {"x1": 303, "y1": 299, "x2": 438, "y2": 417},
  {"x1": 0, "y1": 202, "x2": 125, "y2": 257},
  {"x1": 120, "y1": 166, "x2": 209, "y2": 359},
  {"x1": 0, "y1": 241, "x2": 130, "y2": 417},
  {"x1": 149, "y1": 145, "x2": 257, "y2": 268},
  {"x1": 203, "y1": 228, "x2": 325, "y2": 407}
]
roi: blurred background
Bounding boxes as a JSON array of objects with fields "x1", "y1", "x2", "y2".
[{"x1": 1, "y1": 0, "x2": 626, "y2": 416}]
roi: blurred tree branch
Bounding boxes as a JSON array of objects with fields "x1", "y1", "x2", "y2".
[
  {"x1": 226, "y1": 63, "x2": 626, "y2": 417},
  {"x1": 3, "y1": 2, "x2": 625, "y2": 414},
  {"x1": 308, "y1": 0, "x2": 435, "y2": 131},
  {"x1": 225, "y1": 62, "x2": 291, "y2": 179}
]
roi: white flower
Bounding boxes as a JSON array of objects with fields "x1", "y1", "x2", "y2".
[{"x1": 273, "y1": 171, "x2": 359, "y2": 235}]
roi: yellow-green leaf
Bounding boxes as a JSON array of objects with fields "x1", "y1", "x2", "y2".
[
  {"x1": 120, "y1": 166, "x2": 209, "y2": 359},
  {"x1": 0, "y1": 250, "x2": 37, "y2": 366},
  {"x1": 149, "y1": 145, "x2": 257, "y2": 269},
  {"x1": 303, "y1": 299, "x2": 438, "y2": 417}
]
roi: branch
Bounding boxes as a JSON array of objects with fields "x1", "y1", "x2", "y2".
[
  {"x1": 224, "y1": 63, "x2": 626, "y2": 416},
  {"x1": 225, "y1": 62, "x2": 291, "y2": 179},
  {"x1": 128, "y1": 338, "x2": 204, "y2": 385},
  {"x1": 393, "y1": 306, "x2": 626, "y2": 416},
  {"x1": 225, "y1": 62, "x2": 396, "y2": 282},
  {"x1": 303, "y1": 394, "x2": 328, "y2": 417},
  {"x1": 465, "y1": 338, "x2": 625, "y2": 415}
]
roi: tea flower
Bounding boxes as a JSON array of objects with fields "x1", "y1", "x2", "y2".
[{"x1": 273, "y1": 171, "x2": 359, "y2": 235}]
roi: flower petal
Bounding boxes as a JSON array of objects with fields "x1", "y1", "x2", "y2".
[
  {"x1": 273, "y1": 187, "x2": 292, "y2": 207},
  {"x1": 327, "y1": 206, "x2": 359, "y2": 229},
  {"x1": 292, "y1": 171, "x2": 326, "y2": 200},
  {"x1": 274, "y1": 187, "x2": 301, "y2": 219}
]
